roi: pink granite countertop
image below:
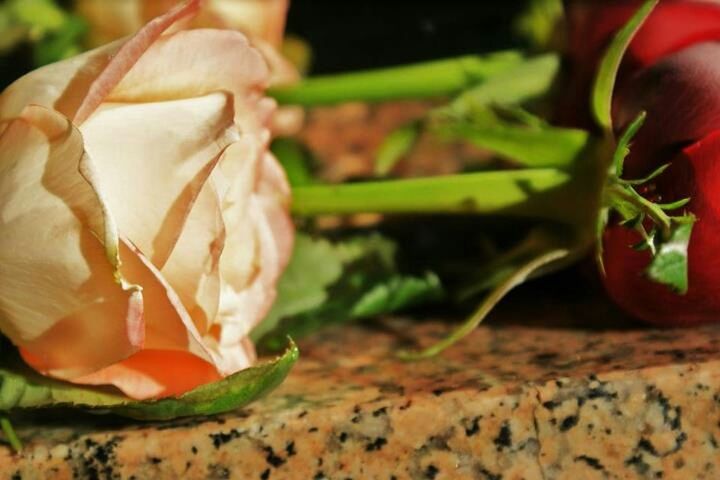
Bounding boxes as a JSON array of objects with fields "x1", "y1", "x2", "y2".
[{"x1": 2, "y1": 282, "x2": 720, "y2": 479}]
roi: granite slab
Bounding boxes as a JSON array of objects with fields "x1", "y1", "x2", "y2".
[{"x1": 1, "y1": 281, "x2": 720, "y2": 479}]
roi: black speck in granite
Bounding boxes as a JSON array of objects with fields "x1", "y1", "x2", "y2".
[
  {"x1": 463, "y1": 416, "x2": 481, "y2": 437},
  {"x1": 532, "y1": 352, "x2": 559, "y2": 364},
  {"x1": 313, "y1": 471, "x2": 325, "y2": 480},
  {"x1": 308, "y1": 427, "x2": 319, "y2": 433},
  {"x1": 207, "y1": 464, "x2": 230, "y2": 479},
  {"x1": 11, "y1": 472, "x2": 21, "y2": 480},
  {"x1": 542, "y1": 400, "x2": 560, "y2": 410},
  {"x1": 78, "y1": 436, "x2": 121, "y2": 480},
  {"x1": 365, "y1": 437, "x2": 387, "y2": 452},
  {"x1": 263, "y1": 446, "x2": 286, "y2": 468},
  {"x1": 191, "y1": 446, "x2": 198, "y2": 455},
  {"x1": 625, "y1": 454, "x2": 652, "y2": 475},
  {"x1": 424, "y1": 464, "x2": 439, "y2": 479},
  {"x1": 638, "y1": 438, "x2": 660, "y2": 456},
  {"x1": 476, "y1": 467, "x2": 502, "y2": 480},
  {"x1": 285, "y1": 441, "x2": 296, "y2": 457},
  {"x1": 148, "y1": 457, "x2": 162, "y2": 465},
  {"x1": 575, "y1": 455, "x2": 605, "y2": 471},
  {"x1": 209, "y1": 429, "x2": 243, "y2": 449},
  {"x1": 432, "y1": 388, "x2": 446, "y2": 397},
  {"x1": 493, "y1": 422, "x2": 512, "y2": 451},
  {"x1": 338, "y1": 432, "x2": 348, "y2": 443},
  {"x1": 372, "y1": 407, "x2": 388, "y2": 417},
  {"x1": 377, "y1": 382, "x2": 405, "y2": 395},
  {"x1": 260, "y1": 468, "x2": 270, "y2": 480},
  {"x1": 559, "y1": 415, "x2": 579, "y2": 432}
]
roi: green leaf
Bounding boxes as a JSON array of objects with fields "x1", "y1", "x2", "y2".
[
  {"x1": 441, "y1": 53, "x2": 560, "y2": 120},
  {"x1": 514, "y1": 0, "x2": 564, "y2": 50},
  {"x1": 647, "y1": 220, "x2": 694, "y2": 294},
  {"x1": 257, "y1": 234, "x2": 444, "y2": 350},
  {"x1": 439, "y1": 121, "x2": 589, "y2": 169},
  {"x1": 592, "y1": 0, "x2": 658, "y2": 131},
  {"x1": 399, "y1": 246, "x2": 570, "y2": 360},
  {"x1": 0, "y1": 341, "x2": 298, "y2": 421},
  {"x1": 33, "y1": 14, "x2": 86, "y2": 66},
  {"x1": 350, "y1": 272, "x2": 444, "y2": 318},
  {"x1": 251, "y1": 234, "x2": 348, "y2": 342},
  {"x1": 375, "y1": 122, "x2": 421, "y2": 176},
  {"x1": 7, "y1": 0, "x2": 66, "y2": 31}
]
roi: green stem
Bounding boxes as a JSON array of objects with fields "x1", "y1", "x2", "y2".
[
  {"x1": 269, "y1": 51, "x2": 523, "y2": 106},
  {"x1": 291, "y1": 169, "x2": 585, "y2": 224},
  {"x1": 1, "y1": 416, "x2": 21, "y2": 452}
]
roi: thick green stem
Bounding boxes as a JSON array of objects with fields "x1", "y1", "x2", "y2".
[
  {"x1": 291, "y1": 169, "x2": 587, "y2": 224},
  {"x1": 269, "y1": 51, "x2": 523, "y2": 106}
]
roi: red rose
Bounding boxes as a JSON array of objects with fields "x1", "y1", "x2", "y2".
[{"x1": 565, "y1": 1, "x2": 720, "y2": 325}]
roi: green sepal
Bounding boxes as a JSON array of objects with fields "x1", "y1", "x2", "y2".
[
  {"x1": 591, "y1": 0, "x2": 657, "y2": 131},
  {"x1": 0, "y1": 341, "x2": 298, "y2": 421},
  {"x1": 647, "y1": 220, "x2": 694, "y2": 294},
  {"x1": 612, "y1": 111, "x2": 646, "y2": 176}
]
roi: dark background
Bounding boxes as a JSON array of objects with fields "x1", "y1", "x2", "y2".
[
  {"x1": 0, "y1": 1, "x2": 525, "y2": 88},
  {"x1": 286, "y1": 1, "x2": 524, "y2": 74}
]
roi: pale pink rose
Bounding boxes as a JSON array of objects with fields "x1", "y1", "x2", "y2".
[
  {"x1": 76, "y1": 0, "x2": 297, "y2": 84},
  {"x1": 0, "y1": 0, "x2": 294, "y2": 400}
]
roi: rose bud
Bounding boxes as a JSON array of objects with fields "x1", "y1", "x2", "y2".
[
  {"x1": 0, "y1": 0, "x2": 294, "y2": 399},
  {"x1": 559, "y1": 0, "x2": 720, "y2": 126},
  {"x1": 604, "y1": 41, "x2": 720, "y2": 326},
  {"x1": 563, "y1": 1, "x2": 720, "y2": 325}
]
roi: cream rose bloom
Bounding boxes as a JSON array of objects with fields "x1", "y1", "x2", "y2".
[
  {"x1": 0, "y1": 0, "x2": 294, "y2": 400},
  {"x1": 78, "y1": 0, "x2": 289, "y2": 49},
  {"x1": 76, "y1": 0, "x2": 297, "y2": 84}
]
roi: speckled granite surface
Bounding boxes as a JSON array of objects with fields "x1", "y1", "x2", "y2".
[{"x1": 2, "y1": 285, "x2": 720, "y2": 480}]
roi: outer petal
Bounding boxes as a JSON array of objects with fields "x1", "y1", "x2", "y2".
[
  {"x1": 76, "y1": 0, "x2": 144, "y2": 47},
  {"x1": 0, "y1": 41, "x2": 121, "y2": 121},
  {"x1": 603, "y1": 129, "x2": 720, "y2": 326},
  {"x1": 560, "y1": 0, "x2": 720, "y2": 126},
  {"x1": 161, "y1": 179, "x2": 226, "y2": 335},
  {"x1": 207, "y1": 0, "x2": 290, "y2": 48},
  {"x1": 613, "y1": 42, "x2": 720, "y2": 177},
  {"x1": 213, "y1": 146, "x2": 294, "y2": 374},
  {"x1": 566, "y1": 0, "x2": 720, "y2": 69},
  {"x1": 79, "y1": 92, "x2": 237, "y2": 267},
  {"x1": 74, "y1": 240, "x2": 221, "y2": 399},
  {"x1": 0, "y1": 0, "x2": 200, "y2": 124},
  {"x1": 0, "y1": 106, "x2": 143, "y2": 377},
  {"x1": 106, "y1": 29, "x2": 269, "y2": 106},
  {"x1": 73, "y1": 0, "x2": 202, "y2": 124}
]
